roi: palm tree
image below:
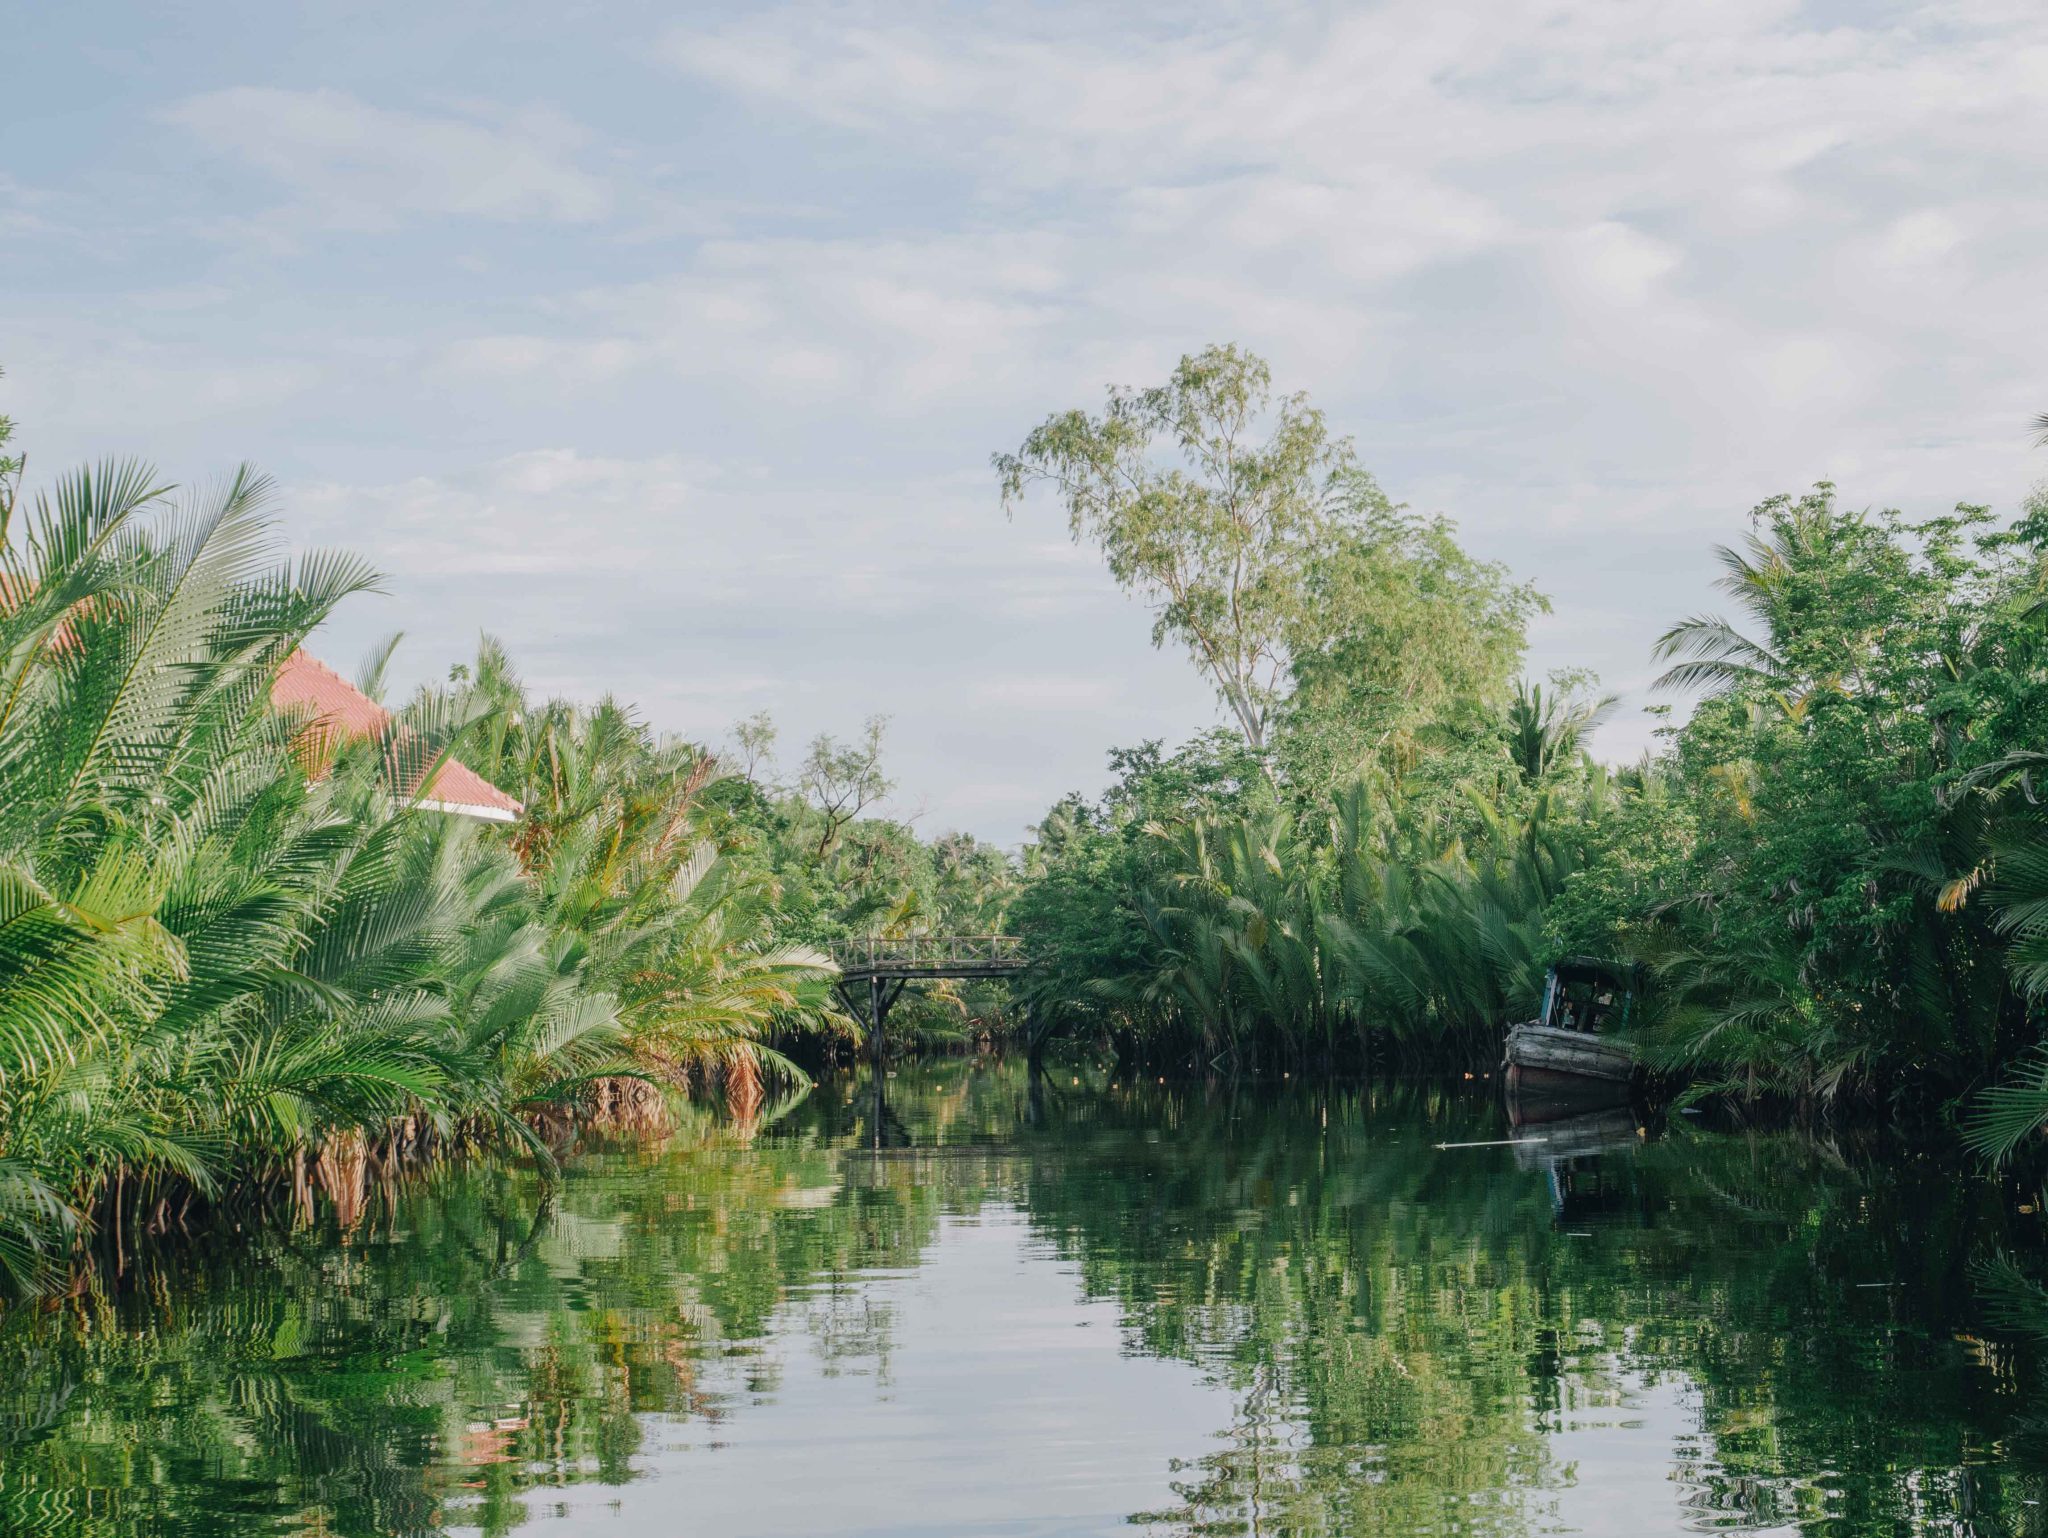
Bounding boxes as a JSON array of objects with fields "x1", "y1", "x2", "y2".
[
  {"x1": 0, "y1": 467, "x2": 833, "y2": 1295},
  {"x1": 0, "y1": 462, "x2": 388, "y2": 1287},
  {"x1": 1651, "y1": 517, "x2": 1806, "y2": 699},
  {"x1": 1503, "y1": 679, "x2": 1617, "y2": 783},
  {"x1": 416, "y1": 642, "x2": 838, "y2": 1100}
]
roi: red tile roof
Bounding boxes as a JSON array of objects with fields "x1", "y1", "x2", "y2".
[
  {"x1": 0, "y1": 577, "x2": 517, "y2": 822},
  {"x1": 273, "y1": 650, "x2": 524, "y2": 823}
]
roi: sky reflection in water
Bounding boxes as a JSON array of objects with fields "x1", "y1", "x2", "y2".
[{"x1": 3, "y1": 1061, "x2": 2045, "y2": 1537}]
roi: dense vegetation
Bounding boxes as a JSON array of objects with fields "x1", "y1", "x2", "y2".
[
  {"x1": 6, "y1": 335, "x2": 2048, "y2": 1300},
  {"x1": 0, "y1": 436, "x2": 1006, "y2": 1298},
  {"x1": 1003, "y1": 346, "x2": 2048, "y2": 1149}
]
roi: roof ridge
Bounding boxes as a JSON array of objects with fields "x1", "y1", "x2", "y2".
[
  {"x1": 275, "y1": 649, "x2": 522, "y2": 820},
  {"x1": 286, "y1": 646, "x2": 395, "y2": 725}
]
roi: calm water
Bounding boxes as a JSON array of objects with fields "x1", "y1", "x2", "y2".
[{"x1": 4, "y1": 1062, "x2": 2048, "y2": 1537}]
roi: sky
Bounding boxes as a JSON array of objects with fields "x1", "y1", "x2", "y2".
[{"x1": 5, "y1": 1, "x2": 2045, "y2": 842}]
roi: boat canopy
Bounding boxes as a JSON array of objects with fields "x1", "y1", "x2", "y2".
[{"x1": 1540, "y1": 957, "x2": 1645, "y2": 1035}]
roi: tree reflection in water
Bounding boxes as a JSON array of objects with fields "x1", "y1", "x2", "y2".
[{"x1": 1, "y1": 1061, "x2": 2045, "y2": 1537}]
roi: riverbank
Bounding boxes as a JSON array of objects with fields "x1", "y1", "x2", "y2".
[{"x1": 0, "y1": 463, "x2": 946, "y2": 1299}]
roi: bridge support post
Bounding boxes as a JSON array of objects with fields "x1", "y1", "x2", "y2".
[
  {"x1": 869, "y1": 974, "x2": 887, "y2": 1069},
  {"x1": 833, "y1": 977, "x2": 902, "y2": 1066},
  {"x1": 837, "y1": 975, "x2": 904, "y2": 1067}
]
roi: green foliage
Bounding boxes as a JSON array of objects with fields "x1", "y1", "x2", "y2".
[
  {"x1": 1278, "y1": 504, "x2": 1543, "y2": 802},
  {"x1": 0, "y1": 461, "x2": 848, "y2": 1298},
  {"x1": 1019, "y1": 758, "x2": 1614, "y2": 1067},
  {"x1": 794, "y1": 713, "x2": 892, "y2": 859},
  {"x1": 1635, "y1": 488, "x2": 2047, "y2": 1112},
  {"x1": 999, "y1": 350, "x2": 1600, "y2": 1068},
  {"x1": 685, "y1": 709, "x2": 1017, "y2": 957},
  {"x1": 1009, "y1": 732, "x2": 1269, "y2": 1046},
  {"x1": 0, "y1": 367, "x2": 20, "y2": 522},
  {"x1": 419, "y1": 639, "x2": 843, "y2": 1084},
  {"x1": 999, "y1": 344, "x2": 1455, "y2": 753},
  {"x1": 1006, "y1": 350, "x2": 2048, "y2": 1128},
  {"x1": 1503, "y1": 677, "x2": 1618, "y2": 785}
]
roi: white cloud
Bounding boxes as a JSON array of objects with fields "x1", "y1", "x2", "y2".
[
  {"x1": 1567, "y1": 223, "x2": 1682, "y2": 308},
  {"x1": 18, "y1": 2, "x2": 2048, "y2": 832},
  {"x1": 1877, "y1": 209, "x2": 1966, "y2": 269},
  {"x1": 476, "y1": 2, "x2": 2046, "y2": 479},
  {"x1": 294, "y1": 449, "x2": 696, "y2": 578},
  {"x1": 1, "y1": 321, "x2": 321, "y2": 453},
  {"x1": 412, "y1": 1, "x2": 2048, "y2": 790},
  {"x1": 657, "y1": 2, "x2": 2048, "y2": 300},
  {"x1": 290, "y1": 449, "x2": 1216, "y2": 838},
  {"x1": 976, "y1": 675, "x2": 1125, "y2": 710},
  {"x1": 290, "y1": 451, "x2": 1136, "y2": 631},
  {"x1": 0, "y1": 174, "x2": 71, "y2": 242},
  {"x1": 436, "y1": 233, "x2": 1072, "y2": 406},
  {"x1": 165, "y1": 87, "x2": 611, "y2": 228}
]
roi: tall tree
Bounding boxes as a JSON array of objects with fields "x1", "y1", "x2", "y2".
[
  {"x1": 996, "y1": 345, "x2": 1374, "y2": 751},
  {"x1": 799, "y1": 715, "x2": 892, "y2": 859}
]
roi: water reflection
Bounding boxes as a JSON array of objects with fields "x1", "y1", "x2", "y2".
[{"x1": 2, "y1": 1062, "x2": 2045, "y2": 1536}]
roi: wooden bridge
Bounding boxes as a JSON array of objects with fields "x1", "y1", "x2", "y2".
[{"x1": 830, "y1": 936, "x2": 1028, "y2": 1061}]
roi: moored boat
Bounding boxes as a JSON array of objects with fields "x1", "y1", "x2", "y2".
[{"x1": 1502, "y1": 957, "x2": 1644, "y2": 1095}]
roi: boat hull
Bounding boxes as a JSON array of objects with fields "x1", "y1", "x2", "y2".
[{"x1": 1502, "y1": 1022, "x2": 1635, "y2": 1087}]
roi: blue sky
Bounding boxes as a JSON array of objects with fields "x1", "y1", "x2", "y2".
[{"x1": 6, "y1": 1, "x2": 2045, "y2": 840}]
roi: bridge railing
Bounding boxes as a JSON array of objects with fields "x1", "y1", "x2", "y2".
[{"x1": 831, "y1": 934, "x2": 1025, "y2": 970}]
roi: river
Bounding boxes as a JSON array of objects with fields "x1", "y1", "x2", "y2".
[{"x1": 2, "y1": 1060, "x2": 2044, "y2": 1536}]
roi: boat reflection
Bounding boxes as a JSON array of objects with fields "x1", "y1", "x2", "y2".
[{"x1": 1506, "y1": 1081, "x2": 1645, "y2": 1221}]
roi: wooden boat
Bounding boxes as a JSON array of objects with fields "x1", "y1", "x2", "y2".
[{"x1": 1502, "y1": 957, "x2": 1644, "y2": 1094}]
